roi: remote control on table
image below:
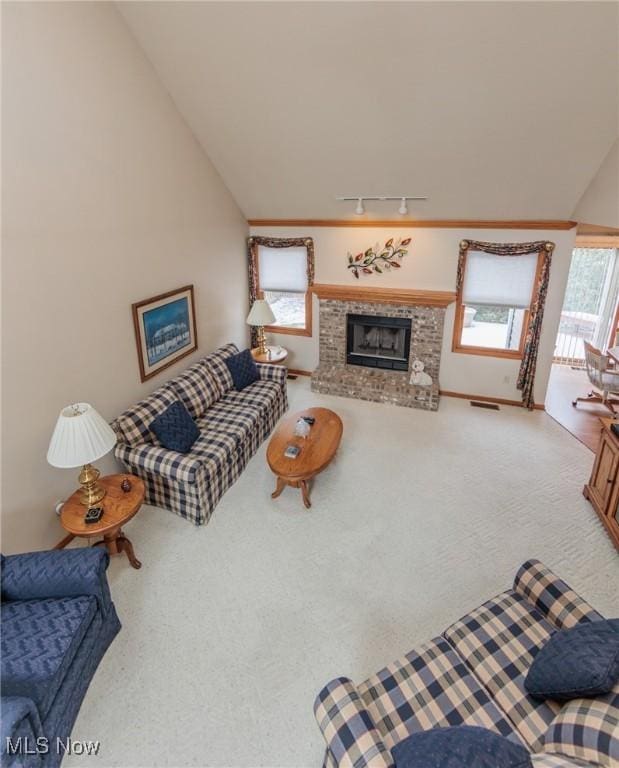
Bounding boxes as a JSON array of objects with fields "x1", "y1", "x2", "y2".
[{"x1": 84, "y1": 506, "x2": 104, "y2": 524}]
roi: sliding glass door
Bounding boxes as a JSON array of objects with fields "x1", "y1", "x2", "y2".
[{"x1": 554, "y1": 248, "x2": 619, "y2": 366}]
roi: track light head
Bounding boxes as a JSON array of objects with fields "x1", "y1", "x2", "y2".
[
  {"x1": 398, "y1": 197, "x2": 408, "y2": 215},
  {"x1": 355, "y1": 198, "x2": 365, "y2": 215}
]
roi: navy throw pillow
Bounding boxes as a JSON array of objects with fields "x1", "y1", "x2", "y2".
[
  {"x1": 392, "y1": 726, "x2": 532, "y2": 768},
  {"x1": 150, "y1": 400, "x2": 199, "y2": 454},
  {"x1": 525, "y1": 618, "x2": 619, "y2": 701},
  {"x1": 225, "y1": 349, "x2": 259, "y2": 391}
]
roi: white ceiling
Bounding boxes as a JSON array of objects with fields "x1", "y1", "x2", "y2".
[{"x1": 119, "y1": 1, "x2": 618, "y2": 221}]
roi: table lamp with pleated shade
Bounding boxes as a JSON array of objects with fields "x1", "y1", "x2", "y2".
[
  {"x1": 246, "y1": 299, "x2": 276, "y2": 355},
  {"x1": 47, "y1": 403, "x2": 117, "y2": 506}
]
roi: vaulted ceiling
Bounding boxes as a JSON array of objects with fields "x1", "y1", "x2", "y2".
[{"x1": 119, "y1": 1, "x2": 618, "y2": 221}]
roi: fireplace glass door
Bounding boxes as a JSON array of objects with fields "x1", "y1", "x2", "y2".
[{"x1": 346, "y1": 314, "x2": 411, "y2": 370}]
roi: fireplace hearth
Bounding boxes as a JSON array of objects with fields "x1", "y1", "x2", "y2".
[{"x1": 346, "y1": 314, "x2": 411, "y2": 371}]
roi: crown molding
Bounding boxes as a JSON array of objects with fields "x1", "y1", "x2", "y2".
[
  {"x1": 248, "y1": 219, "x2": 577, "y2": 230},
  {"x1": 575, "y1": 222, "x2": 619, "y2": 243}
]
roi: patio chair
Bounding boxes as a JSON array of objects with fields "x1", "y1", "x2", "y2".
[{"x1": 572, "y1": 341, "x2": 619, "y2": 414}]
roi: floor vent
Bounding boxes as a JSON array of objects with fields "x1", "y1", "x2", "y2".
[{"x1": 470, "y1": 400, "x2": 500, "y2": 410}]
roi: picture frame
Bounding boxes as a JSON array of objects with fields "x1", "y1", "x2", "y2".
[{"x1": 132, "y1": 285, "x2": 198, "y2": 382}]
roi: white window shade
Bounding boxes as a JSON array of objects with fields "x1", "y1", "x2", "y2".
[
  {"x1": 258, "y1": 246, "x2": 308, "y2": 293},
  {"x1": 462, "y1": 251, "x2": 538, "y2": 308}
]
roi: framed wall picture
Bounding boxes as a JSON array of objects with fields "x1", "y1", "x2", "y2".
[{"x1": 132, "y1": 285, "x2": 198, "y2": 382}]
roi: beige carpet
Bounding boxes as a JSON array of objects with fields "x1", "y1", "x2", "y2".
[{"x1": 66, "y1": 378, "x2": 619, "y2": 768}]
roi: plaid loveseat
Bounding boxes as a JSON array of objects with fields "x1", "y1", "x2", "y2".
[
  {"x1": 315, "y1": 560, "x2": 618, "y2": 768},
  {"x1": 113, "y1": 343, "x2": 287, "y2": 525}
]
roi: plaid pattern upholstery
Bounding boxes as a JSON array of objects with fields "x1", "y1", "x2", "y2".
[
  {"x1": 136, "y1": 467, "x2": 209, "y2": 525},
  {"x1": 531, "y1": 756, "x2": 583, "y2": 767},
  {"x1": 314, "y1": 678, "x2": 394, "y2": 768},
  {"x1": 513, "y1": 560, "x2": 602, "y2": 630},
  {"x1": 213, "y1": 342, "x2": 240, "y2": 359},
  {"x1": 256, "y1": 361, "x2": 288, "y2": 386},
  {"x1": 315, "y1": 562, "x2": 607, "y2": 768},
  {"x1": 357, "y1": 637, "x2": 521, "y2": 750},
  {"x1": 261, "y1": 369, "x2": 288, "y2": 442},
  {"x1": 443, "y1": 591, "x2": 560, "y2": 751},
  {"x1": 201, "y1": 343, "x2": 238, "y2": 395},
  {"x1": 113, "y1": 385, "x2": 176, "y2": 446},
  {"x1": 198, "y1": 402, "x2": 261, "y2": 445},
  {"x1": 118, "y1": 440, "x2": 243, "y2": 527},
  {"x1": 190, "y1": 429, "x2": 245, "y2": 503},
  {"x1": 115, "y1": 442, "x2": 203, "y2": 484},
  {"x1": 191, "y1": 429, "x2": 238, "y2": 466},
  {"x1": 541, "y1": 681, "x2": 619, "y2": 767},
  {"x1": 172, "y1": 361, "x2": 221, "y2": 418},
  {"x1": 114, "y1": 343, "x2": 287, "y2": 525},
  {"x1": 222, "y1": 380, "x2": 284, "y2": 421}
]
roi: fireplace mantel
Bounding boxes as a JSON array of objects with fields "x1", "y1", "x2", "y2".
[{"x1": 311, "y1": 283, "x2": 456, "y2": 308}]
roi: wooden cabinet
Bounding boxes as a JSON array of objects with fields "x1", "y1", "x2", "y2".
[{"x1": 584, "y1": 418, "x2": 619, "y2": 550}]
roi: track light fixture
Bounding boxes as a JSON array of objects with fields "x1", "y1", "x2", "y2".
[{"x1": 337, "y1": 195, "x2": 427, "y2": 216}]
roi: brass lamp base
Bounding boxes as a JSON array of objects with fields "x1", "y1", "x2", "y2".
[
  {"x1": 78, "y1": 463, "x2": 106, "y2": 506},
  {"x1": 256, "y1": 326, "x2": 268, "y2": 356}
]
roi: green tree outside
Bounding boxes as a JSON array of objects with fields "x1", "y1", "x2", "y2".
[{"x1": 563, "y1": 249, "x2": 614, "y2": 315}]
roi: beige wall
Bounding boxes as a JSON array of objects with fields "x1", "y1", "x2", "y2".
[
  {"x1": 250, "y1": 226, "x2": 576, "y2": 403},
  {"x1": 573, "y1": 138, "x2": 619, "y2": 229},
  {"x1": 2, "y1": 2, "x2": 249, "y2": 553}
]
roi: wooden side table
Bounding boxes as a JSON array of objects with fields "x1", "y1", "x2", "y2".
[
  {"x1": 251, "y1": 346, "x2": 288, "y2": 365},
  {"x1": 56, "y1": 474, "x2": 145, "y2": 569}
]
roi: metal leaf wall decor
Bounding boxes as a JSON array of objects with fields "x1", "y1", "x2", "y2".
[{"x1": 346, "y1": 237, "x2": 411, "y2": 278}]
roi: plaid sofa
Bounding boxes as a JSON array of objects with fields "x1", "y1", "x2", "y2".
[
  {"x1": 314, "y1": 560, "x2": 618, "y2": 768},
  {"x1": 113, "y1": 343, "x2": 288, "y2": 525}
]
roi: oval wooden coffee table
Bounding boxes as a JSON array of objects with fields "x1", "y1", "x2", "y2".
[
  {"x1": 267, "y1": 407, "x2": 343, "y2": 509},
  {"x1": 57, "y1": 474, "x2": 145, "y2": 569}
]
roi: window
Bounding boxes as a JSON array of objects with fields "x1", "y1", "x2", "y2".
[
  {"x1": 250, "y1": 239, "x2": 313, "y2": 336},
  {"x1": 453, "y1": 249, "x2": 541, "y2": 358}
]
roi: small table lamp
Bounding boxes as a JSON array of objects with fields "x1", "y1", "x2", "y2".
[
  {"x1": 247, "y1": 299, "x2": 276, "y2": 356},
  {"x1": 47, "y1": 403, "x2": 117, "y2": 507}
]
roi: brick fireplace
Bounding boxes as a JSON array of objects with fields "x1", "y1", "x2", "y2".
[{"x1": 310, "y1": 284, "x2": 455, "y2": 411}]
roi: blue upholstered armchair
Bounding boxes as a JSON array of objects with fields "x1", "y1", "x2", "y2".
[{"x1": 1, "y1": 548, "x2": 121, "y2": 768}]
